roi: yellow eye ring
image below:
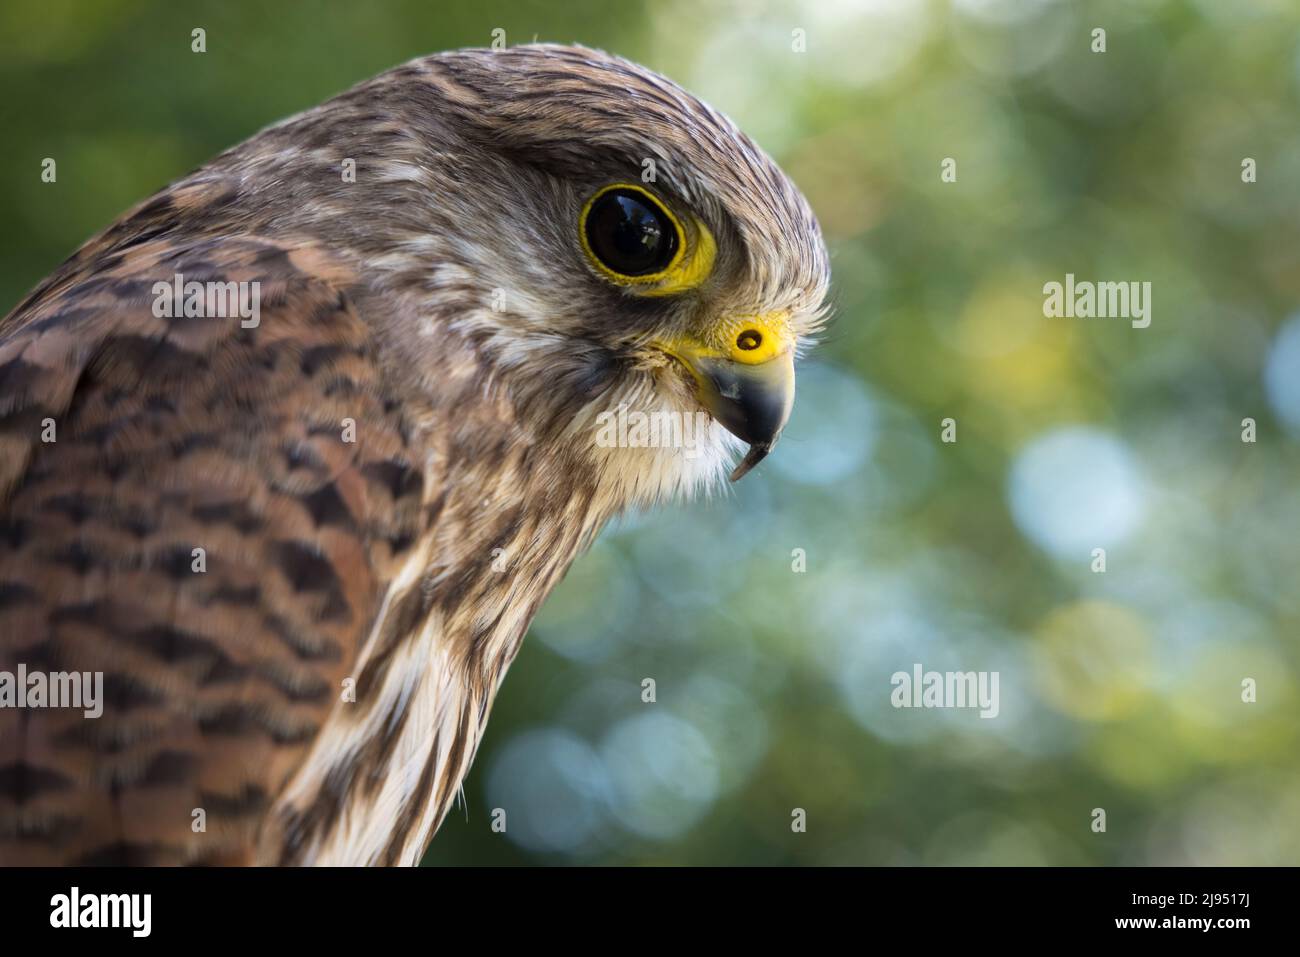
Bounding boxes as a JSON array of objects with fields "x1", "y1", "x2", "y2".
[{"x1": 578, "y1": 182, "x2": 716, "y2": 295}]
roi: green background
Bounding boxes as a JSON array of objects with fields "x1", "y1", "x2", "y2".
[{"x1": 2, "y1": 0, "x2": 1298, "y2": 865}]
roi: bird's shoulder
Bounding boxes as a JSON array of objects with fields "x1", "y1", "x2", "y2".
[{"x1": 0, "y1": 231, "x2": 432, "y2": 864}]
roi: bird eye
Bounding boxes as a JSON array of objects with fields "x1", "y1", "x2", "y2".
[{"x1": 581, "y1": 185, "x2": 681, "y2": 280}]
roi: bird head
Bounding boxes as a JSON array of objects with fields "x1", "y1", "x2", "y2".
[{"x1": 226, "y1": 44, "x2": 830, "y2": 505}]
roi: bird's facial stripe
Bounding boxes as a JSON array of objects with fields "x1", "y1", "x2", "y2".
[{"x1": 578, "y1": 182, "x2": 717, "y2": 295}]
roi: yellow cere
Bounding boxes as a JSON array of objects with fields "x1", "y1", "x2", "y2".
[
  {"x1": 578, "y1": 182, "x2": 717, "y2": 295},
  {"x1": 713, "y1": 311, "x2": 794, "y2": 364},
  {"x1": 659, "y1": 311, "x2": 794, "y2": 369}
]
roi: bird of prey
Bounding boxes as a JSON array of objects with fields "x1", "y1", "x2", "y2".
[{"x1": 0, "y1": 44, "x2": 829, "y2": 865}]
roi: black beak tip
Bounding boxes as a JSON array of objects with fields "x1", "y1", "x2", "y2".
[{"x1": 729, "y1": 443, "x2": 773, "y2": 482}]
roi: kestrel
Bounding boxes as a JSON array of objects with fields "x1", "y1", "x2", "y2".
[{"x1": 0, "y1": 44, "x2": 829, "y2": 865}]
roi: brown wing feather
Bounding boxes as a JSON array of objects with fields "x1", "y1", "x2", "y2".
[{"x1": 0, "y1": 235, "x2": 423, "y2": 864}]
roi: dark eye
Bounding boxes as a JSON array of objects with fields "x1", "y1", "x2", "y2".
[{"x1": 583, "y1": 187, "x2": 679, "y2": 278}]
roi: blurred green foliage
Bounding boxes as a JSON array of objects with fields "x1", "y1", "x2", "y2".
[{"x1": 2, "y1": 0, "x2": 1298, "y2": 865}]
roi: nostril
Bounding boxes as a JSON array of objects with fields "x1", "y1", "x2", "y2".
[{"x1": 736, "y1": 329, "x2": 762, "y2": 351}]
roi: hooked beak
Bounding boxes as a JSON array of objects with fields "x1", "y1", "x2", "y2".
[
  {"x1": 659, "y1": 316, "x2": 796, "y2": 481},
  {"x1": 687, "y1": 349, "x2": 795, "y2": 481}
]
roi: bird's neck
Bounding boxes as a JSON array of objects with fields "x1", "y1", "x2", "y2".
[{"x1": 263, "y1": 337, "x2": 619, "y2": 863}]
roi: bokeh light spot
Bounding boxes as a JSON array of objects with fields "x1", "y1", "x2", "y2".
[{"x1": 1008, "y1": 427, "x2": 1146, "y2": 558}]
